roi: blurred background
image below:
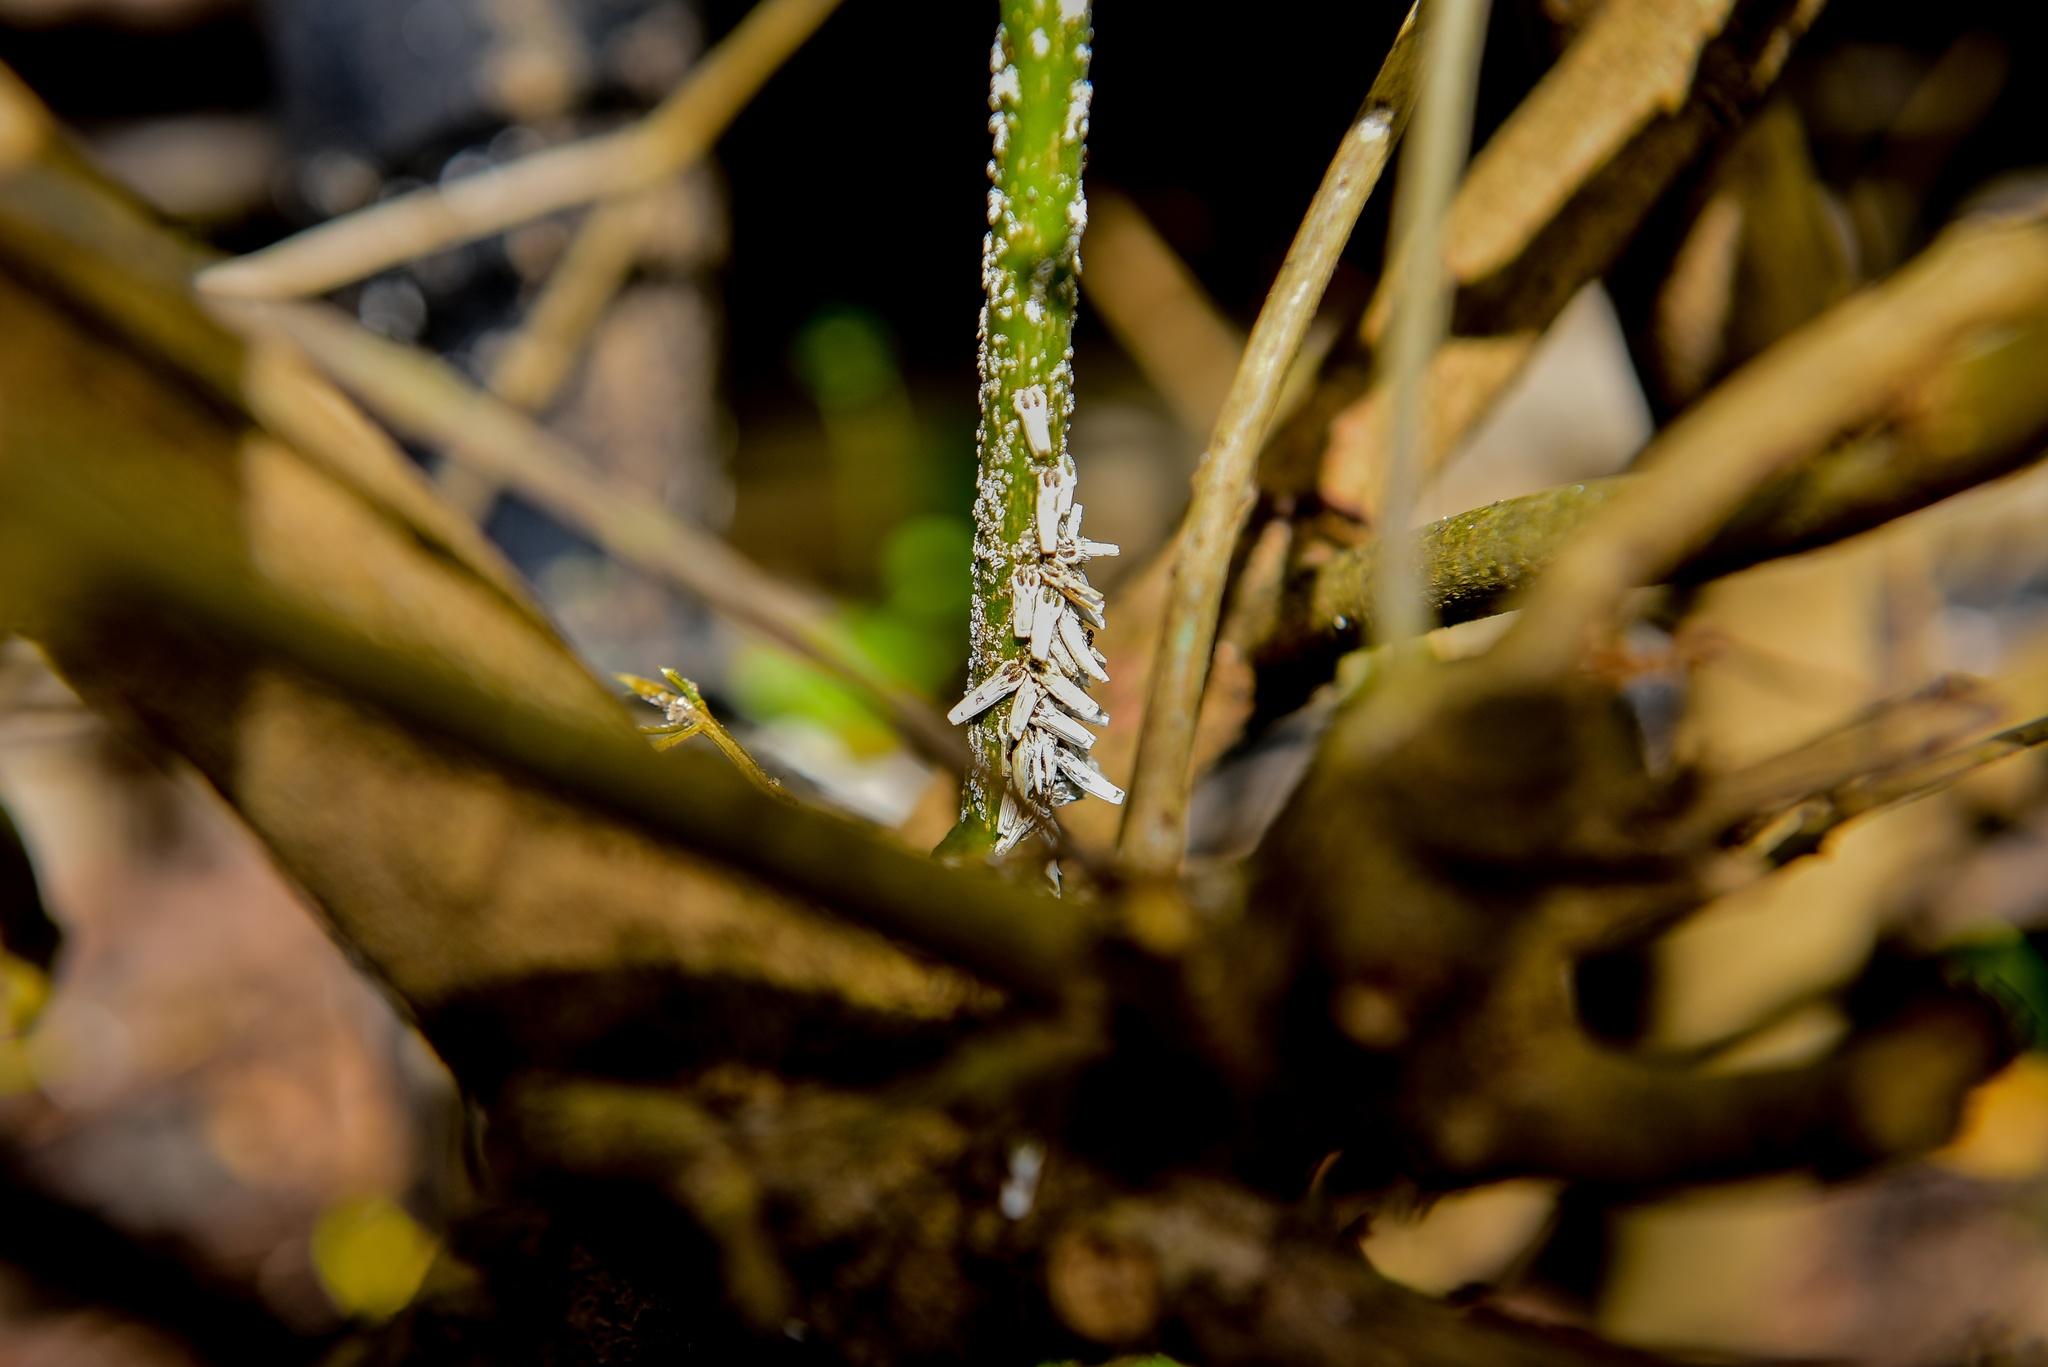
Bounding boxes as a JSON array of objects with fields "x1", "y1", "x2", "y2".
[{"x1": 4, "y1": 0, "x2": 2048, "y2": 1361}]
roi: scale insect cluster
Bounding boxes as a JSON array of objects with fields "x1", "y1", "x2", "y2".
[{"x1": 949, "y1": 385, "x2": 1122, "y2": 857}]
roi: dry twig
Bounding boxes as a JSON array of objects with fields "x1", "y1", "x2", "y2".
[
  {"x1": 225, "y1": 297, "x2": 967, "y2": 773},
  {"x1": 1117, "y1": 5, "x2": 1423, "y2": 876},
  {"x1": 1375, "y1": 0, "x2": 1493, "y2": 644},
  {"x1": 438, "y1": 190, "x2": 669, "y2": 519},
  {"x1": 1260, "y1": 302, "x2": 2048, "y2": 704},
  {"x1": 1753, "y1": 710, "x2": 2048, "y2": 868},
  {"x1": 1278, "y1": 0, "x2": 1826, "y2": 515},
  {"x1": 196, "y1": 0, "x2": 840, "y2": 299},
  {"x1": 1498, "y1": 206, "x2": 2048, "y2": 678}
]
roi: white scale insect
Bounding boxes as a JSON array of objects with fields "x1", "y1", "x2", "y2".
[{"x1": 950, "y1": 383, "x2": 1122, "y2": 856}]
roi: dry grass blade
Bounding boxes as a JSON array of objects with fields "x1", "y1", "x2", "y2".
[
  {"x1": 224, "y1": 297, "x2": 967, "y2": 773},
  {"x1": 1117, "y1": 4, "x2": 1423, "y2": 877},
  {"x1": 196, "y1": 0, "x2": 840, "y2": 300},
  {"x1": 487, "y1": 194, "x2": 662, "y2": 413}
]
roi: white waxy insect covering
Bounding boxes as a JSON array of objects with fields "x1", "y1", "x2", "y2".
[
  {"x1": 1006, "y1": 674, "x2": 1042, "y2": 742},
  {"x1": 1037, "y1": 666, "x2": 1107, "y2": 725},
  {"x1": 947, "y1": 660, "x2": 1025, "y2": 725},
  {"x1": 1013, "y1": 385, "x2": 1054, "y2": 458},
  {"x1": 1029, "y1": 700, "x2": 1096, "y2": 750},
  {"x1": 1057, "y1": 749, "x2": 1124, "y2": 804},
  {"x1": 1028, "y1": 584, "x2": 1060, "y2": 661},
  {"x1": 1037, "y1": 461, "x2": 1076, "y2": 555},
  {"x1": 1056, "y1": 609, "x2": 1107, "y2": 682},
  {"x1": 950, "y1": 462, "x2": 1124, "y2": 848},
  {"x1": 995, "y1": 789, "x2": 1033, "y2": 856}
]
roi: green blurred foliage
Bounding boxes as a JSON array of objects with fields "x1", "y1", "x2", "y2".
[
  {"x1": 731, "y1": 306, "x2": 975, "y2": 755},
  {"x1": 1943, "y1": 928, "x2": 2048, "y2": 1051},
  {"x1": 791, "y1": 307, "x2": 902, "y2": 414}
]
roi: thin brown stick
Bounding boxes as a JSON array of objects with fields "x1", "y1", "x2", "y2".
[
  {"x1": 1691, "y1": 677, "x2": 1998, "y2": 844},
  {"x1": 1117, "y1": 5, "x2": 1423, "y2": 877},
  {"x1": 1497, "y1": 205, "x2": 2048, "y2": 680},
  {"x1": 226, "y1": 297, "x2": 968, "y2": 773},
  {"x1": 196, "y1": 0, "x2": 840, "y2": 300},
  {"x1": 9, "y1": 466, "x2": 1076, "y2": 996},
  {"x1": 1760, "y1": 710, "x2": 2048, "y2": 867},
  {"x1": 437, "y1": 191, "x2": 665, "y2": 518},
  {"x1": 1081, "y1": 192, "x2": 1245, "y2": 435},
  {"x1": 493, "y1": 196, "x2": 660, "y2": 412},
  {"x1": 1288, "y1": 0, "x2": 1825, "y2": 519},
  {"x1": 1376, "y1": 0, "x2": 1492, "y2": 644}
]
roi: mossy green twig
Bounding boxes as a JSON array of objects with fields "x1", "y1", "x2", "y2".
[
  {"x1": 1497, "y1": 206, "x2": 2048, "y2": 681},
  {"x1": 956, "y1": 0, "x2": 1096, "y2": 848},
  {"x1": 1258, "y1": 293, "x2": 2048, "y2": 719}
]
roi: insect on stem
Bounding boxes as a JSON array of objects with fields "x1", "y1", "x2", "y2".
[{"x1": 952, "y1": 0, "x2": 1119, "y2": 863}]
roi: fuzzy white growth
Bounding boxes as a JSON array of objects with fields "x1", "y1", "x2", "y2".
[{"x1": 1063, "y1": 80, "x2": 1092, "y2": 144}]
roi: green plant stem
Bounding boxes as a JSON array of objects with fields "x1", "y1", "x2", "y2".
[{"x1": 957, "y1": 0, "x2": 1095, "y2": 845}]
